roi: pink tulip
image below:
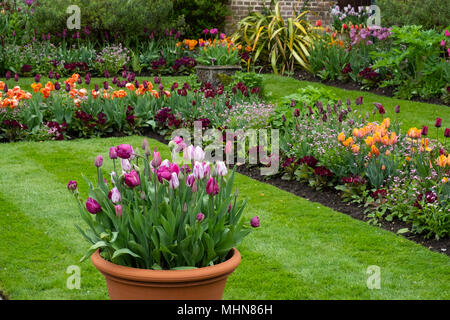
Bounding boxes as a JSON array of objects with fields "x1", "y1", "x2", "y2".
[
  {"x1": 441, "y1": 40, "x2": 446, "y2": 47},
  {"x1": 109, "y1": 147, "x2": 118, "y2": 159},
  {"x1": 109, "y1": 187, "x2": 121, "y2": 204},
  {"x1": 250, "y1": 216, "x2": 260, "y2": 228},
  {"x1": 193, "y1": 162, "x2": 205, "y2": 180},
  {"x1": 120, "y1": 158, "x2": 131, "y2": 172},
  {"x1": 206, "y1": 178, "x2": 219, "y2": 196},
  {"x1": 124, "y1": 170, "x2": 140, "y2": 188},
  {"x1": 86, "y1": 198, "x2": 101, "y2": 214},
  {"x1": 151, "y1": 148, "x2": 162, "y2": 168},
  {"x1": 193, "y1": 146, "x2": 205, "y2": 162},
  {"x1": 445, "y1": 30, "x2": 450, "y2": 37},
  {"x1": 216, "y1": 161, "x2": 228, "y2": 177},
  {"x1": 196, "y1": 213, "x2": 205, "y2": 222},
  {"x1": 94, "y1": 155, "x2": 103, "y2": 167},
  {"x1": 157, "y1": 166, "x2": 172, "y2": 182},
  {"x1": 186, "y1": 174, "x2": 195, "y2": 187},
  {"x1": 116, "y1": 144, "x2": 133, "y2": 159},
  {"x1": 169, "y1": 172, "x2": 179, "y2": 189},
  {"x1": 115, "y1": 205, "x2": 123, "y2": 217},
  {"x1": 67, "y1": 180, "x2": 77, "y2": 191}
]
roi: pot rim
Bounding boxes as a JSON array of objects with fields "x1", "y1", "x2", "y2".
[
  {"x1": 195, "y1": 65, "x2": 242, "y2": 70},
  {"x1": 91, "y1": 248, "x2": 241, "y2": 284}
]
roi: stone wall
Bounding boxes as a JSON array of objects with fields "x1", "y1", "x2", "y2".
[{"x1": 225, "y1": 0, "x2": 337, "y2": 33}]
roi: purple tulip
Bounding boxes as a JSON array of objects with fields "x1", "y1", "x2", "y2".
[
  {"x1": 54, "y1": 82, "x2": 61, "y2": 91},
  {"x1": 95, "y1": 84, "x2": 99, "y2": 92},
  {"x1": 104, "y1": 70, "x2": 110, "y2": 78},
  {"x1": 124, "y1": 170, "x2": 140, "y2": 188},
  {"x1": 65, "y1": 83, "x2": 71, "y2": 92},
  {"x1": 94, "y1": 155, "x2": 103, "y2": 167},
  {"x1": 394, "y1": 105, "x2": 400, "y2": 113},
  {"x1": 109, "y1": 147, "x2": 118, "y2": 159},
  {"x1": 86, "y1": 198, "x2": 102, "y2": 214},
  {"x1": 115, "y1": 205, "x2": 123, "y2": 217},
  {"x1": 67, "y1": 180, "x2": 77, "y2": 191},
  {"x1": 151, "y1": 148, "x2": 162, "y2": 168},
  {"x1": 14, "y1": 73, "x2": 19, "y2": 82},
  {"x1": 186, "y1": 174, "x2": 195, "y2": 187},
  {"x1": 104, "y1": 81, "x2": 109, "y2": 90},
  {"x1": 116, "y1": 144, "x2": 133, "y2": 159},
  {"x1": 250, "y1": 216, "x2": 260, "y2": 228},
  {"x1": 355, "y1": 96, "x2": 363, "y2": 105},
  {"x1": 421, "y1": 126, "x2": 429, "y2": 136},
  {"x1": 5, "y1": 71, "x2": 11, "y2": 81},
  {"x1": 206, "y1": 178, "x2": 219, "y2": 196},
  {"x1": 196, "y1": 213, "x2": 205, "y2": 222},
  {"x1": 34, "y1": 74, "x2": 41, "y2": 83}
]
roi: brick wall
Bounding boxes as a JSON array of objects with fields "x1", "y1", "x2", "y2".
[{"x1": 226, "y1": 0, "x2": 337, "y2": 33}]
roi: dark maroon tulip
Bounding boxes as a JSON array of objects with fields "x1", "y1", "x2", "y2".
[
  {"x1": 435, "y1": 118, "x2": 442, "y2": 128},
  {"x1": 55, "y1": 73, "x2": 61, "y2": 80},
  {"x1": 421, "y1": 126, "x2": 428, "y2": 136},
  {"x1": 14, "y1": 73, "x2": 19, "y2": 82},
  {"x1": 444, "y1": 128, "x2": 450, "y2": 138},
  {"x1": 293, "y1": 108, "x2": 300, "y2": 117},
  {"x1": 48, "y1": 70, "x2": 54, "y2": 79},
  {"x1": 5, "y1": 71, "x2": 11, "y2": 80},
  {"x1": 104, "y1": 70, "x2": 110, "y2": 78},
  {"x1": 355, "y1": 96, "x2": 363, "y2": 105},
  {"x1": 67, "y1": 180, "x2": 77, "y2": 191},
  {"x1": 95, "y1": 84, "x2": 99, "y2": 91},
  {"x1": 65, "y1": 83, "x2": 71, "y2": 92},
  {"x1": 3, "y1": 84, "x2": 8, "y2": 93},
  {"x1": 394, "y1": 105, "x2": 400, "y2": 113},
  {"x1": 104, "y1": 81, "x2": 109, "y2": 90},
  {"x1": 86, "y1": 197, "x2": 102, "y2": 214},
  {"x1": 54, "y1": 82, "x2": 61, "y2": 90},
  {"x1": 34, "y1": 74, "x2": 41, "y2": 83}
]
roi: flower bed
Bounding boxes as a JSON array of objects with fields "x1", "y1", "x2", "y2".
[{"x1": 1, "y1": 73, "x2": 448, "y2": 240}]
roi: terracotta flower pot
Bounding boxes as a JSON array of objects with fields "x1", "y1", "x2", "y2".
[
  {"x1": 91, "y1": 248, "x2": 241, "y2": 300},
  {"x1": 195, "y1": 65, "x2": 242, "y2": 87}
]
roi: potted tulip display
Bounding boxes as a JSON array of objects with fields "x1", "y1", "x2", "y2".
[
  {"x1": 195, "y1": 28, "x2": 242, "y2": 86},
  {"x1": 68, "y1": 137, "x2": 259, "y2": 300}
]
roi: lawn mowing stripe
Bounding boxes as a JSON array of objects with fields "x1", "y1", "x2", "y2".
[{"x1": 0, "y1": 137, "x2": 449, "y2": 300}]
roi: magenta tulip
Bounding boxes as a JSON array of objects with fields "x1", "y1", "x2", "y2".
[
  {"x1": 116, "y1": 144, "x2": 133, "y2": 159},
  {"x1": 109, "y1": 147, "x2": 118, "y2": 159},
  {"x1": 196, "y1": 213, "x2": 205, "y2": 222},
  {"x1": 151, "y1": 148, "x2": 162, "y2": 168},
  {"x1": 250, "y1": 216, "x2": 260, "y2": 228},
  {"x1": 115, "y1": 205, "x2": 123, "y2": 217},
  {"x1": 206, "y1": 178, "x2": 219, "y2": 196},
  {"x1": 94, "y1": 155, "x2": 103, "y2": 167},
  {"x1": 124, "y1": 170, "x2": 140, "y2": 188},
  {"x1": 67, "y1": 180, "x2": 77, "y2": 191},
  {"x1": 86, "y1": 198, "x2": 101, "y2": 214}
]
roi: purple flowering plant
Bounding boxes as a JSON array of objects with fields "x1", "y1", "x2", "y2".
[{"x1": 68, "y1": 138, "x2": 258, "y2": 269}]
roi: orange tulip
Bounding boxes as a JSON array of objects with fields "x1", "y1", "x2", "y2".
[
  {"x1": 351, "y1": 144, "x2": 360, "y2": 153},
  {"x1": 31, "y1": 82, "x2": 43, "y2": 93},
  {"x1": 437, "y1": 154, "x2": 448, "y2": 167},
  {"x1": 365, "y1": 136, "x2": 374, "y2": 147},
  {"x1": 371, "y1": 145, "x2": 380, "y2": 157},
  {"x1": 338, "y1": 132, "x2": 346, "y2": 143},
  {"x1": 343, "y1": 137, "x2": 353, "y2": 147}
]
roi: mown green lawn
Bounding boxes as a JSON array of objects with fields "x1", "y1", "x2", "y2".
[
  {"x1": 0, "y1": 137, "x2": 449, "y2": 300},
  {"x1": 262, "y1": 74, "x2": 450, "y2": 140}
]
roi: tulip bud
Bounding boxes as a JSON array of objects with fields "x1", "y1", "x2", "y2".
[
  {"x1": 394, "y1": 105, "x2": 400, "y2": 113},
  {"x1": 67, "y1": 180, "x2": 77, "y2": 191},
  {"x1": 206, "y1": 178, "x2": 219, "y2": 196},
  {"x1": 114, "y1": 205, "x2": 123, "y2": 217},
  {"x1": 151, "y1": 148, "x2": 162, "y2": 168},
  {"x1": 94, "y1": 155, "x2": 103, "y2": 167},
  {"x1": 169, "y1": 172, "x2": 180, "y2": 189},
  {"x1": 250, "y1": 216, "x2": 260, "y2": 228},
  {"x1": 216, "y1": 161, "x2": 228, "y2": 177},
  {"x1": 86, "y1": 197, "x2": 102, "y2": 214},
  {"x1": 196, "y1": 213, "x2": 205, "y2": 222},
  {"x1": 435, "y1": 118, "x2": 442, "y2": 128},
  {"x1": 109, "y1": 147, "x2": 118, "y2": 159},
  {"x1": 444, "y1": 128, "x2": 450, "y2": 138},
  {"x1": 421, "y1": 126, "x2": 428, "y2": 136}
]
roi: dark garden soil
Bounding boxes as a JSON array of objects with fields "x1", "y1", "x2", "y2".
[
  {"x1": 235, "y1": 164, "x2": 450, "y2": 256},
  {"x1": 144, "y1": 130, "x2": 449, "y2": 256},
  {"x1": 291, "y1": 70, "x2": 450, "y2": 107}
]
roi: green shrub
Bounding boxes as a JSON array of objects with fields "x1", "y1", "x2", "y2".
[
  {"x1": 377, "y1": 0, "x2": 450, "y2": 31},
  {"x1": 30, "y1": 0, "x2": 181, "y2": 44},
  {"x1": 173, "y1": 0, "x2": 231, "y2": 37}
]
